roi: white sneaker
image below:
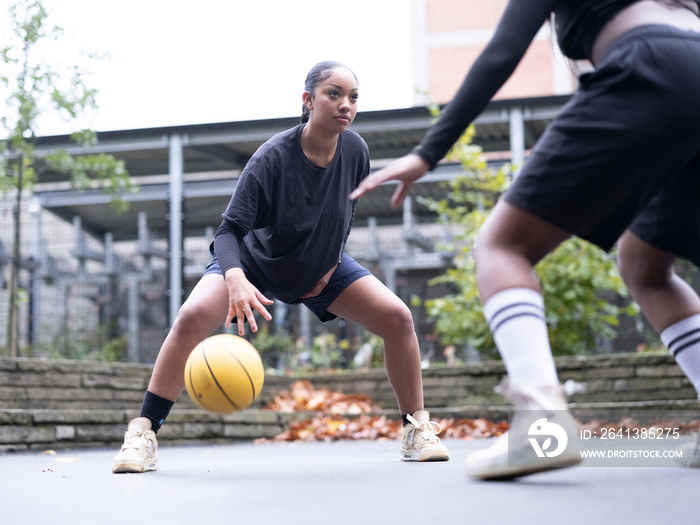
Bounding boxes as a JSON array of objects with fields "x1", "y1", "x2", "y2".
[
  {"x1": 112, "y1": 417, "x2": 159, "y2": 473},
  {"x1": 464, "y1": 379, "x2": 582, "y2": 480},
  {"x1": 400, "y1": 410, "x2": 450, "y2": 462}
]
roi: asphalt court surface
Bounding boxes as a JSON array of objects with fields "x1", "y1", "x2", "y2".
[{"x1": 1, "y1": 438, "x2": 698, "y2": 524}]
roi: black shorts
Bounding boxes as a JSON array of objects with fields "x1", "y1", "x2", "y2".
[
  {"x1": 203, "y1": 252, "x2": 370, "y2": 322},
  {"x1": 505, "y1": 25, "x2": 700, "y2": 266}
]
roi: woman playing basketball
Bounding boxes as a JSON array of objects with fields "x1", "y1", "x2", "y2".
[
  {"x1": 352, "y1": 1, "x2": 700, "y2": 479},
  {"x1": 112, "y1": 61, "x2": 450, "y2": 473}
]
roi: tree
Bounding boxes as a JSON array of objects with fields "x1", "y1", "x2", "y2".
[
  {"x1": 419, "y1": 119, "x2": 639, "y2": 358},
  {"x1": 0, "y1": 0, "x2": 136, "y2": 357}
]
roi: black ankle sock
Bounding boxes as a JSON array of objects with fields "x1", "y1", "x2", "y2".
[
  {"x1": 140, "y1": 391, "x2": 174, "y2": 433},
  {"x1": 401, "y1": 414, "x2": 410, "y2": 426}
]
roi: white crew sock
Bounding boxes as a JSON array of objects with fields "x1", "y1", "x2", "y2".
[
  {"x1": 660, "y1": 314, "x2": 700, "y2": 398},
  {"x1": 483, "y1": 288, "x2": 559, "y2": 387}
]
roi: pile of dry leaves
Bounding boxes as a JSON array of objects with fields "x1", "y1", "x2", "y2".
[
  {"x1": 258, "y1": 381, "x2": 700, "y2": 444},
  {"x1": 263, "y1": 380, "x2": 381, "y2": 415},
  {"x1": 258, "y1": 381, "x2": 508, "y2": 443}
]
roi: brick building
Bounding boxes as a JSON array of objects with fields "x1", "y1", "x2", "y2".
[{"x1": 410, "y1": 0, "x2": 576, "y2": 105}]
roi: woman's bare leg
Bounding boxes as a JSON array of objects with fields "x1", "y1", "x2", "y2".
[
  {"x1": 147, "y1": 273, "x2": 230, "y2": 401},
  {"x1": 475, "y1": 201, "x2": 571, "y2": 302},
  {"x1": 464, "y1": 202, "x2": 585, "y2": 477},
  {"x1": 475, "y1": 201, "x2": 571, "y2": 387},
  {"x1": 617, "y1": 230, "x2": 700, "y2": 332},
  {"x1": 617, "y1": 230, "x2": 700, "y2": 398},
  {"x1": 327, "y1": 275, "x2": 423, "y2": 414}
]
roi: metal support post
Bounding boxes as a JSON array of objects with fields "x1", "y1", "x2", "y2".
[
  {"x1": 29, "y1": 197, "x2": 42, "y2": 351},
  {"x1": 126, "y1": 275, "x2": 140, "y2": 363},
  {"x1": 168, "y1": 134, "x2": 185, "y2": 326},
  {"x1": 300, "y1": 304, "x2": 311, "y2": 349},
  {"x1": 509, "y1": 106, "x2": 525, "y2": 176}
]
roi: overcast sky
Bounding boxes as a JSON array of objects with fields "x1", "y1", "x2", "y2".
[{"x1": 31, "y1": 0, "x2": 414, "y2": 135}]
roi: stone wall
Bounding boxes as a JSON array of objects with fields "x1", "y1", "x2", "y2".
[{"x1": 1, "y1": 353, "x2": 698, "y2": 452}]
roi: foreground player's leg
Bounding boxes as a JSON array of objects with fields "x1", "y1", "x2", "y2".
[
  {"x1": 112, "y1": 274, "x2": 229, "y2": 474},
  {"x1": 618, "y1": 231, "x2": 700, "y2": 467},
  {"x1": 328, "y1": 275, "x2": 449, "y2": 462},
  {"x1": 467, "y1": 202, "x2": 581, "y2": 479}
]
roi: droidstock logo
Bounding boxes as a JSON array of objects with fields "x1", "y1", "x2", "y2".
[{"x1": 528, "y1": 418, "x2": 568, "y2": 458}]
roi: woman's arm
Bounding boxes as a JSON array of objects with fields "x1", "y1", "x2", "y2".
[
  {"x1": 415, "y1": 0, "x2": 557, "y2": 168},
  {"x1": 213, "y1": 170, "x2": 274, "y2": 335},
  {"x1": 213, "y1": 220, "x2": 273, "y2": 336},
  {"x1": 213, "y1": 220, "x2": 245, "y2": 276},
  {"x1": 351, "y1": 0, "x2": 556, "y2": 203}
]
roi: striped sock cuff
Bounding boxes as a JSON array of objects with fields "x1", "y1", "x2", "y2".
[
  {"x1": 483, "y1": 288, "x2": 545, "y2": 336},
  {"x1": 660, "y1": 314, "x2": 700, "y2": 358}
]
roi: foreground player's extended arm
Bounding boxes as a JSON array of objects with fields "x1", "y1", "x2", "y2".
[{"x1": 414, "y1": 0, "x2": 557, "y2": 168}]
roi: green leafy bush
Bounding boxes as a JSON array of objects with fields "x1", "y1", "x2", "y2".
[
  {"x1": 43, "y1": 326, "x2": 128, "y2": 362},
  {"x1": 421, "y1": 125, "x2": 638, "y2": 357},
  {"x1": 248, "y1": 326, "x2": 296, "y2": 370}
]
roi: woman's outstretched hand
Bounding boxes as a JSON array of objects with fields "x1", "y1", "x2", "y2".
[
  {"x1": 223, "y1": 267, "x2": 274, "y2": 336},
  {"x1": 349, "y1": 153, "x2": 430, "y2": 207}
]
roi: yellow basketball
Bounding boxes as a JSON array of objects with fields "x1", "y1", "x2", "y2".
[{"x1": 184, "y1": 334, "x2": 265, "y2": 414}]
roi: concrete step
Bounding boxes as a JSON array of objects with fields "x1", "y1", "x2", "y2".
[
  {"x1": 3, "y1": 398, "x2": 698, "y2": 453},
  {"x1": 0, "y1": 408, "x2": 286, "y2": 453}
]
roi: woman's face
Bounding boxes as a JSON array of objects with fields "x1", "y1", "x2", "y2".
[{"x1": 303, "y1": 67, "x2": 359, "y2": 133}]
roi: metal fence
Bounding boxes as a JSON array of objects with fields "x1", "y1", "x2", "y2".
[
  {"x1": 0, "y1": 194, "x2": 172, "y2": 361},
  {"x1": 3, "y1": 184, "x2": 672, "y2": 367},
  {"x1": 0, "y1": 190, "x2": 462, "y2": 366}
]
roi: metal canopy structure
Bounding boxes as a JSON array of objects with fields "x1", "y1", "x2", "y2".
[
  {"x1": 22, "y1": 94, "x2": 569, "y2": 337},
  {"x1": 33, "y1": 94, "x2": 569, "y2": 240}
]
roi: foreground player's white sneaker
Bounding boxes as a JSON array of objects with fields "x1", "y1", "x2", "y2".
[
  {"x1": 112, "y1": 417, "x2": 158, "y2": 473},
  {"x1": 464, "y1": 379, "x2": 582, "y2": 480},
  {"x1": 400, "y1": 410, "x2": 450, "y2": 462}
]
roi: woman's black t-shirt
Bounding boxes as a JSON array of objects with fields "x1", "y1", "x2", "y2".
[{"x1": 213, "y1": 124, "x2": 370, "y2": 303}]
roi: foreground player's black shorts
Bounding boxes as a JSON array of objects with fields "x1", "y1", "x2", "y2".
[{"x1": 505, "y1": 25, "x2": 700, "y2": 265}]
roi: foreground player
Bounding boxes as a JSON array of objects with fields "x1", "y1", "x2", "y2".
[
  {"x1": 112, "y1": 61, "x2": 449, "y2": 473},
  {"x1": 352, "y1": 1, "x2": 700, "y2": 479}
]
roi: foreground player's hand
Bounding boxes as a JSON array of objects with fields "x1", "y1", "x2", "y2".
[
  {"x1": 349, "y1": 153, "x2": 430, "y2": 207},
  {"x1": 223, "y1": 268, "x2": 273, "y2": 336}
]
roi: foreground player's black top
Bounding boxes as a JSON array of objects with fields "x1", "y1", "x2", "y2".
[{"x1": 414, "y1": 0, "x2": 700, "y2": 169}]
